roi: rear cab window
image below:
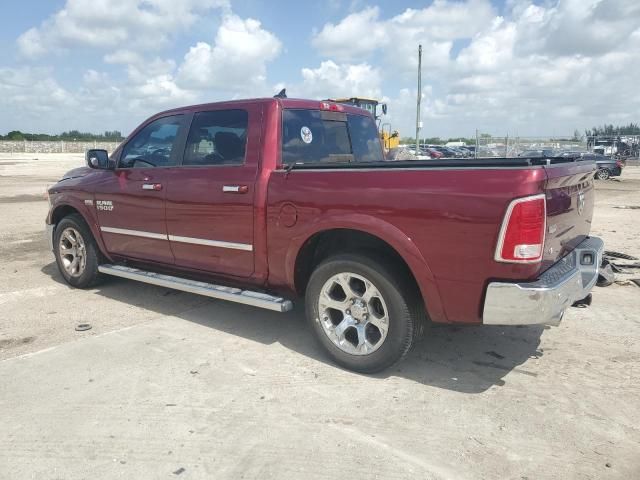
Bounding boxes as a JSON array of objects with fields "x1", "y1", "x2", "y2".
[{"x1": 282, "y1": 109, "x2": 383, "y2": 165}]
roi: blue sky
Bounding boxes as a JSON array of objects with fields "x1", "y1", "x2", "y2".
[{"x1": 1, "y1": 0, "x2": 639, "y2": 138}]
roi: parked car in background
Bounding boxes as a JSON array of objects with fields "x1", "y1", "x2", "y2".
[
  {"x1": 428, "y1": 145, "x2": 464, "y2": 158},
  {"x1": 458, "y1": 146, "x2": 475, "y2": 157},
  {"x1": 393, "y1": 146, "x2": 443, "y2": 159},
  {"x1": 519, "y1": 149, "x2": 556, "y2": 158},
  {"x1": 422, "y1": 147, "x2": 443, "y2": 158},
  {"x1": 582, "y1": 153, "x2": 624, "y2": 180},
  {"x1": 558, "y1": 151, "x2": 624, "y2": 180}
]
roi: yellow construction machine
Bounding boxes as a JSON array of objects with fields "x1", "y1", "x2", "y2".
[{"x1": 331, "y1": 97, "x2": 400, "y2": 151}]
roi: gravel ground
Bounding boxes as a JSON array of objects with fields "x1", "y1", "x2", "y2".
[{"x1": 0, "y1": 154, "x2": 639, "y2": 479}]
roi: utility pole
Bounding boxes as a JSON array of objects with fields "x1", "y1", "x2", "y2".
[{"x1": 415, "y1": 44, "x2": 422, "y2": 154}]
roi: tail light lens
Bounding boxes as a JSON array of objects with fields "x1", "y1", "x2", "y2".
[
  {"x1": 319, "y1": 101, "x2": 344, "y2": 112},
  {"x1": 495, "y1": 194, "x2": 546, "y2": 263}
]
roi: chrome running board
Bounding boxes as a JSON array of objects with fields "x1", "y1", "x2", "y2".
[{"x1": 98, "y1": 264, "x2": 293, "y2": 312}]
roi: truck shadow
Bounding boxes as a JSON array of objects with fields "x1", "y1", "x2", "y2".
[{"x1": 42, "y1": 263, "x2": 545, "y2": 394}]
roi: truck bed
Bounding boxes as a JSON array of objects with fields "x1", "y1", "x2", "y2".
[{"x1": 268, "y1": 157, "x2": 597, "y2": 324}]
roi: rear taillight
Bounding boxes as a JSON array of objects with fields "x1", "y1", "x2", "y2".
[{"x1": 495, "y1": 194, "x2": 546, "y2": 263}]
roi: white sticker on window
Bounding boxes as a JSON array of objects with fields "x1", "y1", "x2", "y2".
[{"x1": 300, "y1": 126, "x2": 313, "y2": 144}]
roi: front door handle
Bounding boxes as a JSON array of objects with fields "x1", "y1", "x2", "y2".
[
  {"x1": 223, "y1": 185, "x2": 249, "y2": 194},
  {"x1": 142, "y1": 183, "x2": 162, "y2": 191}
]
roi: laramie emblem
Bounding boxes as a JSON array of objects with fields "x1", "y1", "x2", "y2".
[{"x1": 577, "y1": 190, "x2": 585, "y2": 216}]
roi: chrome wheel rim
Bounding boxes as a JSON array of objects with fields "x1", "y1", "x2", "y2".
[
  {"x1": 58, "y1": 227, "x2": 87, "y2": 277},
  {"x1": 597, "y1": 169, "x2": 609, "y2": 180},
  {"x1": 318, "y1": 272, "x2": 389, "y2": 356}
]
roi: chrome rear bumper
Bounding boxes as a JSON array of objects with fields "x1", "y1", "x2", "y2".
[{"x1": 483, "y1": 237, "x2": 604, "y2": 326}]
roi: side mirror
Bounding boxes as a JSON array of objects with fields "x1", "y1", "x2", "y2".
[
  {"x1": 86, "y1": 149, "x2": 110, "y2": 169},
  {"x1": 381, "y1": 103, "x2": 388, "y2": 115}
]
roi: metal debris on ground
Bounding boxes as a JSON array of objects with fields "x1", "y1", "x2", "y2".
[
  {"x1": 609, "y1": 262, "x2": 640, "y2": 273},
  {"x1": 604, "y1": 250, "x2": 639, "y2": 261},
  {"x1": 597, "y1": 262, "x2": 615, "y2": 287},
  {"x1": 597, "y1": 251, "x2": 640, "y2": 287},
  {"x1": 572, "y1": 294, "x2": 592, "y2": 308}
]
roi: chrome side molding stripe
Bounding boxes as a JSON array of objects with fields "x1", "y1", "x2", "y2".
[
  {"x1": 99, "y1": 226, "x2": 253, "y2": 251},
  {"x1": 100, "y1": 226, "x2": 167, "y2": 240},
  {"x1": 167, "y1": 235, "x2": 253, "y2": 251}
]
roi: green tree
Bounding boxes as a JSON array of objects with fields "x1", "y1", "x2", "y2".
[{"x1": 6, "y1": 130, "x2": 24, "y2": 140}]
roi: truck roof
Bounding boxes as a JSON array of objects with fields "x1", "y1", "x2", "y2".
[{"x1": 151, "y1": 97, "x2": 372, "y2": 119}]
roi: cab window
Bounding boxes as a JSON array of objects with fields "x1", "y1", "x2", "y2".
[
  {"x1": 120, "y1": 115, "x2": 183, "y2": 168},
  {"x1": 183, "y1": 110, "x2": 248, "y2": 166},
  {"x1": 282, "y1": 109, "x2": 383, "y2": 165}
]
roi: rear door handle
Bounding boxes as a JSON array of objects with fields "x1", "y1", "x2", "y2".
[
  {"x1": 142, "y1": 183, "x2": 162, "y2": 191},
  {"x1": 223, "y1": 185, "x2": 249, "y2": 194}
]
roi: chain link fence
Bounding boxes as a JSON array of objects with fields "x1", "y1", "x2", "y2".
[
  {"x1": 473, "y1": 136, "x2": 588, "y2": 158},
  {"x1": 0, "y1": 140, "x2": 120, "y2": 154}
]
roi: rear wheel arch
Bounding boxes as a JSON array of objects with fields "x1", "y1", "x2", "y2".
[{"x1": 291, "y1": 227, "x2": 444, "y2": 321}]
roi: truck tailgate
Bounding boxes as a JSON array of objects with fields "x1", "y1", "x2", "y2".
[{"x1": 542, "y1": 160, "x2": 597, "y2": 271}]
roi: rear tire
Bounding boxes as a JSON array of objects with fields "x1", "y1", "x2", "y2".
[
  {"x1": 53, "y1": 214, "x2": 102, "y2": 288},
  {"x1": 596, "y1": 168, "x2": 610, "y2": 180},
  {"x1": 305, "y1": 253, "x2": 423, "y2": 373}
]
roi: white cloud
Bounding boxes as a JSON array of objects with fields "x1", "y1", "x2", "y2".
[
  {"x1": 456, "y1": 17, "x2": 516, "y2": 71},
  {"x1": 0, "y1": 67, "x2": 75, "y2": 112},
  {"x1": 296, "y1": 60, "x2": 382, "y2": 99},
  {"x1": 16, "y1": 0, "x2": 229, "y2": 58},
  {"x1": 5, "y1": 0, "x2": 640, "y2": 139},
  {"x1": 310, "y1": 0, "x2": 640, "y2": 137},
  {"x1": 312, "y1": 0, "x2": 495, "y2": 72},
  {"x1": 103, "y1": 50, "x2": 143, "y2": 65},
  {"x1": 177, "y1": 14, "x2": 282, "y2": 92},
  {"x1": 312, "y1": 7, "x2": 388, "y2": 61},
  {"x1": 4, "y1": 8, "x2": 283, "y2": 134},
  {"x1": 0, "y1": 67, "x2": 81, "y2": 133},
  {"x1": 515, "y1": 0, "x2": 640, "y2": 57}
]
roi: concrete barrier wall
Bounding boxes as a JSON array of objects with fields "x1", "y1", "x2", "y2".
[{"x1": 0, "y1": 141, "x2": 120, "y2": 154}]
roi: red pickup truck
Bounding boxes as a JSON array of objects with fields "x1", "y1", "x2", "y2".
[{"x1": 46, "y1": 97, "x2": 604, "y2": 372}]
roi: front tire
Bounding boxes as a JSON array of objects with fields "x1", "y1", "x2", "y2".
[
  {"x1": 596, "y1": 168, "x2": 610, "y2": 180},
  {"x1": 305, "y1": 253, "x2": 423, "y2": 373},
  {"x1": 53, "y1": 214, "x2": 102, "y2": 288}
]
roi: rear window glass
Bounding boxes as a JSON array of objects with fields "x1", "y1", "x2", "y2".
[{"x1": 282, "y1": 109, "x2": 383, "y2": 165}]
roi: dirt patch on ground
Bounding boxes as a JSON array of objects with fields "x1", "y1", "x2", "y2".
[
  {"x1": 0, "y1": 193, "x2": 47, "y2": 204},
  {"x1": 0, "y1": 336, "x2": 36, "y2": 350}
]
